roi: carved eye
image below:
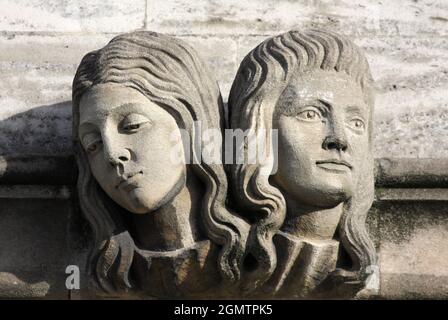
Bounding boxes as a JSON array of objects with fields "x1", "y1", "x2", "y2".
[
  {"x1": 296, "y1": 107, "x2": 323, "y2": 121},
  {"x1": 125, "y1": 123, "x2": 141, "y2": 130},
  {"x1": 121, "y1": 113, "x2": 151, "y2": 133},
  {"x1": 349, "y1": 118, "x2": 366, "y2": 131}
]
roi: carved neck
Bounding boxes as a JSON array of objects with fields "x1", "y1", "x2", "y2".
[
  {"x1": 130, "y1": 171, "x2": 201, "y2": 251},
  {"x1": 281, "y1": 195, "x2": 344, "y2": 240}
]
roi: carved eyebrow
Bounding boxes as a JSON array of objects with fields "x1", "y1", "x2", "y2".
[
  {"x1": 277, "y1": 97, "x2": 329, "y2": 116},
  {"x1": 346, "y1": 104, "x2": 364, "y2": 111},
  {"x1": 79, "y1": 102, "x2": 146, "y2": 125},
  {"x1": 316, "y1": 98, "x2": 332, "y2": 110},
  {"x1": 346, "y1": 104, "x2": 368, "y2": 115},
  {"x1": 315, "y1": 98, "x2": 368, "y2": 116}
]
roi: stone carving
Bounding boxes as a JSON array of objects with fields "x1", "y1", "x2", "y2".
[
  {"x1": 72, "y1": 31, "x2": 249, "y2": 298},
  {"x1": 72, "y1": 28, "x2": 378, "y2": 299},
  {"x1": 228, "y1": 29, "x2": 378, "y2": 298}
]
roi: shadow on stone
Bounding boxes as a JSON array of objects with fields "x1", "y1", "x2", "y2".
[{"x1": 0, "y1": 101, "x2": 72, "y2": 156}]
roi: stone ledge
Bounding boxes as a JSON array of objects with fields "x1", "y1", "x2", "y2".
[{"x1": 1, "y1": 156, "x2": 447, "y2": 188}]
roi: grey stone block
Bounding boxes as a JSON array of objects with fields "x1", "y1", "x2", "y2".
[
  {"x1": 146, "y1": 0, "x2": 448, "y2": 36},
  {"x1": 374, "y1": 201, "x2": 448, "y2": 299},
  {"x1": 0, "y1": 0, "x2": 146, "y2": 32}
]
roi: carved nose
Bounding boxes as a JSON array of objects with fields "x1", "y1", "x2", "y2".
[
  {"x1": 109, "y1": 154, "x2": 130, "y2": 167},
  {"x1": 109, "y1": 156, "x2": 129, "y2": 167},
  {"x1": 106, "y1": 148, "x2": 131, "y2": 167},
  {"x1": 322, "y1": 136, "x2": 348, "y2": 152}
]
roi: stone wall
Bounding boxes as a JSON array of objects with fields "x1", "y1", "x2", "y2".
[
  {"x1": 1, "y1": 0, "x2": 447, "y2": 157},
  {"x1": 0, "y1": 0, "x2": 447, "y2": 299}
]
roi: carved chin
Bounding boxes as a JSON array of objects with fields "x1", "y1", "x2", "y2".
[
  {"x1": 122, "y1": 176, "x2": 185, "y2": 214},
  {"x1": 124, "y1": 188, "x2": 161, "y2": 214},
  {"x1": 127, "y1": 203, "x2": 152, "y2": 215},
  {"x1": 298, "y1": 180, "x2": 354, "y2": 208},
  {"x1": 318, "y1": 188, "x2": 352, "y2": 208}
]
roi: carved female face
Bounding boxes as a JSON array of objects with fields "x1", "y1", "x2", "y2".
[
  {"x1": 272, "y1": 69, "x2": 370, "y2": 208},
  {"x1": 78, "y1": 83, "x2": 186, "y2": 214}
]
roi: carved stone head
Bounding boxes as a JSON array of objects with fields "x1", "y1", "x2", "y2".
[
  {"x1": 78, "y1": 83, "x2": 187, "y2": 215},
  {"x1": 72, "y1": 31, "x2": 248, "y2": 295},
  {"x1": 228, "y1": 29, "x2": 377, "y2": 296}
]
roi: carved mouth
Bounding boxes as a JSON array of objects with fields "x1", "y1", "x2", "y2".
[
  {"x1": 116, "y1": 171, "x2": 144, "y2": 190},
  {"x1": 315, "y1": 159, "x2": 352, "y2": 172}
]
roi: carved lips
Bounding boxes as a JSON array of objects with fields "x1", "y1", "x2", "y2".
[
  {"x1": 315, "y1": 159, "x2": 352, "y2": 173},
  {"x1": 116, "y1": 171, "x2": 144, "y2": 191}
]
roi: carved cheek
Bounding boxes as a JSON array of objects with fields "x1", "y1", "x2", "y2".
[
  {"x1": 299, "y1": 121, "x2": 327, "y2": 150},
  {"x1": 351, "y1": 134, "x2": 369, "y2": 163},
  {"x1": 88, "y1": 152, "x2": 106, "y2": 176},
  {"x1": 89, "y1": 157, "x2": 111, "y2": 192}
]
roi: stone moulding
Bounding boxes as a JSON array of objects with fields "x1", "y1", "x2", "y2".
[
  {"x1": 1, "y1": 156, "x2": 446, "y2": 188},
  {"x1": 0, "y1": 155, "x2": 447, "y2": 299}
]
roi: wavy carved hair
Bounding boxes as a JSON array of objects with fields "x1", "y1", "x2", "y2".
[
  {"x1": 72, "y1": 31, "x2": 249, "y2": 293},
  {"x1": 228, "y1": 29, "x2": 377, "y2": 287}
]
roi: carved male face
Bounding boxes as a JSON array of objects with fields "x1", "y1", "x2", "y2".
[
  {"x1": 272, "y1": 69, "x2": 371, "y2": 208},
  {"x1": 78, "y1": 83, "x2": 186, "y2": 214}
]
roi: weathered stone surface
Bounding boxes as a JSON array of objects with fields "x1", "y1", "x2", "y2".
[
  {"x1": 375, "y1": 158, "x2": 448, "y2": 188},
  {"x1": 0, "y1": 155, "x2": 76, "y2": 185},
  {"x1": 1, "y1": 33, "x2": 446, "y2": 159},
  {"x1": 178, "y1": 35, "x2": 237, "y2": 97},
  {"x1": 0, "y1": 0, "x2": 146, "y2": 32},
  {"x1": 0, "y1": 156, "x2": 446, "y2": 299},
  {"x1": 237, "y1": 35, "x2": 448, "y2": 159},
  {"x1": 0, "y1": 199, "x2": 73, "y2": 298},
  {"x1": 374, "y1": 202, "x2": 448, "y2": 299},
  {"x1": 0, "y1": 34, "x2": 239, "y2": 155},
  {"x1": 362, "y1": 36, "x2": 448, "y2": 158},
  {"x1": 146, "y1": 0, "x2": 448, "y2": 36},
  {"x1": 376, "y1": 188, "x2": 448, "y2": 202},
  {"x1": 0, "y1": 0, "x2": 446, "y2": 300},
  {"x1": 0, "y1": 34, "x2": 110, "y2": 155}
]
